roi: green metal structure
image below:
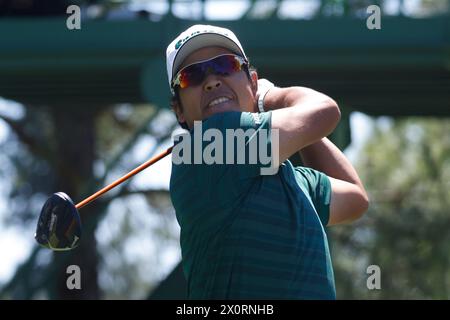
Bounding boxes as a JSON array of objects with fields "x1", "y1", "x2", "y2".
[{"x1": 1, "y1": 15, "x2": 449, "y2": 115}]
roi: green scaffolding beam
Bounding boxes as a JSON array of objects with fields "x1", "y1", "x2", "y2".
[{"x1": 0, "y1": 15, "x2": 449, "y2": 115}]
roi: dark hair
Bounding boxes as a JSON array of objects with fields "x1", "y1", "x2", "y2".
[
  {"x1": 170, "y1": 62, "x2": 257, "y2": 130},
  {"x1": 170, "y1": 89, "x2": 189, "y2": 130}
]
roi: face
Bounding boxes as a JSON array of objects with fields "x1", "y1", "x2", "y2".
[{"x1": 172, "y1": 46, "x2": 258, "y2": 129}]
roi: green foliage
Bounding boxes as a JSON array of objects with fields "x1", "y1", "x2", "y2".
[
  {"x1": 331, "y1": 117, "x2": 450, "y2": 299},
  {"x1": 0, "y1": 101, "x2": 180, "y2": 299},
  {"x1": 97, "y1": 193, "x2": 180, "y2": 299}
]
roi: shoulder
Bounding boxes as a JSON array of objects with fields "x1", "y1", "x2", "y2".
[{"x1": 293, "y1": 166, "x2": 331, "y2": 196}]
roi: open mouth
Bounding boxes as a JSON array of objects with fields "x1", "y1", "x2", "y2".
[{"x1": 206, "y1": 96, "x2": 232, "y2": 109}]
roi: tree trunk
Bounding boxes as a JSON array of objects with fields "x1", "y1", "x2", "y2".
[{"x1": 50, "y1": 105, "x2": 101, "y2": 299}]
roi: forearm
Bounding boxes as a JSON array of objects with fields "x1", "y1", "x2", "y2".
[
  {"x1": 263, "y1": 86, "x2": 333, "y2": 113},
  {"x1": 263, "y1": 85, "x2": 340, "y2": 163},
  {"x1": 299, "y1": 138, "x2": 366, "y2": 190},
  {"x1": 260, "y1": 82, "x2": 369, "y2": 222},
  {"x1": 262, "y1": 84, "x2": 364, "y2": 187}
]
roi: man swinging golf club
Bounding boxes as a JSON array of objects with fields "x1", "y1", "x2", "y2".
[
  {"x1": 35, "y1": 24, "x2": 369, "y2": 300},
  {"x1": 167, "y1": 25, "x2": 369, "y2": 299}
]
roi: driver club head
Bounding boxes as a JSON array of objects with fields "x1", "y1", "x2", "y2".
[{"x1": 34, "y1": 192, "x2": 82, "y2": 251}]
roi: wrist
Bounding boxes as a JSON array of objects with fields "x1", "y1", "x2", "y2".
[{"x1": 256, "y1": 79, "x2": 275, "y2": 112}]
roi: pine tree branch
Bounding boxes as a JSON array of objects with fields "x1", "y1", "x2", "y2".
[{"x1": 0, "y1": 113, "x2": 53, "y2": 164}]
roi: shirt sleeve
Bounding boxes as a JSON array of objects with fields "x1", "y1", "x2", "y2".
[
  {"x1": 201, "y1": 111, "x2": 273, "y2": 180},
  {"x1": 294, "y1": 166, "x2": 332, "y2": 227}
]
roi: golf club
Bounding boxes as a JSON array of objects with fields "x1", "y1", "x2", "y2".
[{"x1": 35, "y1": 146, "x2": 173, "y2": 251}]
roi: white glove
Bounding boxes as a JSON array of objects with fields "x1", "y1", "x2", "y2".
[{"x1": 256, "y1": 78, "x2": 275, "y2": 113}]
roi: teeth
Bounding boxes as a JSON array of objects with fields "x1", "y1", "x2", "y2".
[{"x1": 208, "y1": 97, "x2": 230, "y2": 107}]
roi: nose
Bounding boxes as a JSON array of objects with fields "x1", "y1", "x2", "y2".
[{"x1": 203, "y1": 76, "x2": 222, "y2": 91}]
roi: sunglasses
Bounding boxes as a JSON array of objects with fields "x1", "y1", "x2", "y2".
[{"x1": 171, "y1": 54, "x2": 248, "y2": 91}]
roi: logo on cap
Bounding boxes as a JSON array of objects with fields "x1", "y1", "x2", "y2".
[{"x1": 174, "y1": 29, "x2": 230, "y2": 50}]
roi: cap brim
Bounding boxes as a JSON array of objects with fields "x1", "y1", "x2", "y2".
[{"x1": 172, "y1": 33, "x2": 246, "y2": 81}]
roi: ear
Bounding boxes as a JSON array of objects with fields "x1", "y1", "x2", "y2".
[{"x1": 171, "y1": 97, "x2": 186, "y2": 125}]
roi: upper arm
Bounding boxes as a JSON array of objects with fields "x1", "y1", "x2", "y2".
[
  {"x1": 268, "y1": 87, "x2": 341, "y2": 164},
  {"x1": 328, "y1": 176, "x2": 369, "y2": 226}
]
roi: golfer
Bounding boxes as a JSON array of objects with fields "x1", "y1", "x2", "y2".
[{"x1": 167, "y1": 25, "x2": 369, "y2": 299}]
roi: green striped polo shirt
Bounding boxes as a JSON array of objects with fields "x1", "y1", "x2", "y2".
[{"x1": 170, "y1": 111, "x2": 335, "y2": 299}]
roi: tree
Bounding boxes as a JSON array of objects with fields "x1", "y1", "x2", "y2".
[
  {"x1": 331, "y1": 117, "x2": 450, "y2": 299},
  {"x1": 0, "y1": 101, "x2": 179, "y2": 299}
]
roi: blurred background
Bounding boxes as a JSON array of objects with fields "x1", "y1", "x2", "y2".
[{"x1": 0, "y1": 0, "x2": 449, "y2": 299}]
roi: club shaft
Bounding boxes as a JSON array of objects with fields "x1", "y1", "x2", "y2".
[{"x1": 75, "y1": 146, "x2": 173, "y2": 210}]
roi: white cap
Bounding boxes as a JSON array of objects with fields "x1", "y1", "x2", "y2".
[{"x1": 166, "y1": 24, "x2": 247, "y2": 91}]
